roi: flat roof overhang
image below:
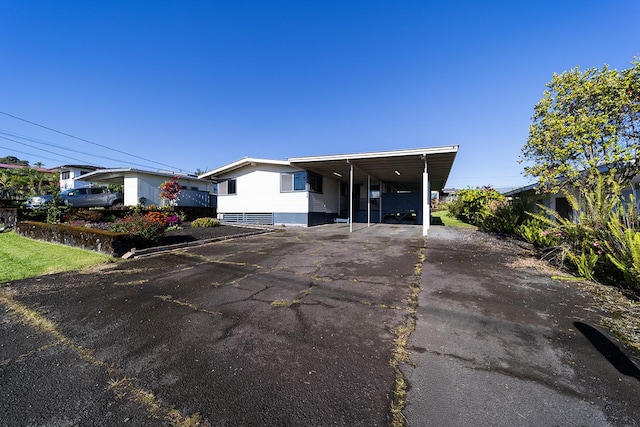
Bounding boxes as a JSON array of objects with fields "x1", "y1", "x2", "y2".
[{"x1": 288, "y1": 146, "x2": 458, "y2": 192}]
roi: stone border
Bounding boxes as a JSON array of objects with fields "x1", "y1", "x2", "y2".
[{"x1": 15, "y1": 221, "x2": 134, "y2": 257}]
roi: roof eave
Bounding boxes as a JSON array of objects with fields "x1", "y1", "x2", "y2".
[
  {"x1": 288, "y1": 145, "x2": 459, "y2": 163},
  {"x1": 199, "y1": 158, "x2": 291, "y2": 179}
]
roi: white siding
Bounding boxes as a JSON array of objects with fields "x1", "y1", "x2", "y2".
[
  {"x1": 123, "y1": 175, "x2": 139, "y2": 205},
  {"x1": 123, "y1": 173, "x2": 213, "y2": 207},
  {"x1": 217, "y1": 165, "x2": 309, "y2": 214},
  {"x1": 60, "y1": 168, "x2": 95, "y2": 190},
  {"x1": 138, "y1": 175, "x2": 165, "y2": 206}
]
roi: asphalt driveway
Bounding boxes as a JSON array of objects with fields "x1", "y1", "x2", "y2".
[
  {"x1": 2, "y1": 224, "x2": 639, "y2": 426},
  {"x1": 1, "y1": 224, "x2": 423, "y2": 426},
  {"x1": 404, "y1": 227, "x2": 640, "y2": 427}
]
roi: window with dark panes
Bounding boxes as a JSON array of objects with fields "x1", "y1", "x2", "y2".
[
  {"x1": 219, "y1": 179, "x2": 236, "y2": 195},
  {"x1": 309, "y1": 172, "x2": 322, "y2": 193}
]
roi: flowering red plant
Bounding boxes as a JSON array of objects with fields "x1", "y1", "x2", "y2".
[{"x1": 159, "y1": 176, "x2": 182, "y2": 206}]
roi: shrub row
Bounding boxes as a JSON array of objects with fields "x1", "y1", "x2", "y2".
[{"x1": 447, "y1": 179, "x2": 640, "y2": 294}]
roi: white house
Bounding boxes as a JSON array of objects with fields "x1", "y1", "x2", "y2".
[
  {"x1": 78, "y1": 168, "x2": 215, "y2": 208},
  {"x1": 52, "y1": 165, "x2": 102, "y2": 190},
  {"x1": 200, "y1": 146, "x2": 459, "y2": 235}
]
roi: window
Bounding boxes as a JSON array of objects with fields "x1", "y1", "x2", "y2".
[
  {"x1": 61, "y1": 171, "x2": 70, "y2": 180},
  {"x1": 69, "y1": 188, "x2": 88, "y2": 196},
  {"x1": 218, "y1": 179, "x2": 237, "y2": 195},
  {"x1": 308, "y1": 172, "x2": 323, "y2": 193},
  {"x1": 280, "y1": 172, "x2": 307, "y2": 192}
]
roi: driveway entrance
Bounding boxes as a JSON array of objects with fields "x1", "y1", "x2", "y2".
[{"x1": 0, "y1": 224, "x2": 424, "y2": 426}]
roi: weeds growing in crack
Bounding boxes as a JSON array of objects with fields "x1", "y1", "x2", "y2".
[
  {"x1": 271, "y1": 299, "x2": 301, "y2": 307},
  {"x1": 1, "y1": 293, "x2": 207, "y2": 426},
  {"x1": 108, "y1": 376, "x2": 208, "y2": 426},
  {"x1": 155, "y1": 295, "x2": 222, "y2": 316},
  {"x1": 301, "y1": 284, "x2": 315, "y2": 296},
  {"x1": 389, "y1": 246, "x2": 424, "y2": 427}
]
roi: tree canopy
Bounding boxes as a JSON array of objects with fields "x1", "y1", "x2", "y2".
[
  {"x1": 0, "y1": 165, "x2": 57, "y2": 199},
  {"x1": 0, "y1": 155, "x2": 29, "y2": 166},
  {"x1": 521, "y1": 59, "x2": 640, "y2": 193}
]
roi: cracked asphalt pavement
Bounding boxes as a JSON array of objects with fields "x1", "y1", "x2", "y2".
[
  {"x1": 403, "y1": 226, "x2": 640, "y2": 427},
  {"x1": 2, "y1": 224, "x2": 639, "y2": 426},
  {"x1": 1, "y1": 224, "x2": 423, "y2": 426}
]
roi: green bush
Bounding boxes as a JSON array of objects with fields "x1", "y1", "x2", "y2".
[
  {"x1": 191, "y1": 217, "x2": 220, "y2": 228},
  {"x1": 516, "y1": 219, "x2": 561, "y2": 247},
  {"x1": 68, "y1": 208, "x2": 102, "y2": 223},
  {"x1": 46, "y1": 201, "x2": 71, "y2": 224},
  {"x1": 606, "y1": 220, "x2": 640, "y2": 292},
  {"x1": 482, "y1": 199, "x2": 532, "y2": 234},
  {"x1": 448, "y1": 187, "x2": 507, "y2": 227},
  {"x1": 109, "y1": 213, "x2": 166, "y2": 242}
]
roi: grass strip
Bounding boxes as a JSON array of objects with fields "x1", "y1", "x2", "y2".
[
  {"x1": 0, "y1": 231, "x2": 111, "y2": 282},
  {"x1": 431, "y1": 210, "x2": 477, "y2": 228}
]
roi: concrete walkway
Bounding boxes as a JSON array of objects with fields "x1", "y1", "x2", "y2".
[{"x1": 404, "y1": 226, "x2": 640, "y2": 426}]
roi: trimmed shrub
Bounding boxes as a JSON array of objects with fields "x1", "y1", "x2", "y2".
[{"x1": 191, "y1": 217, "x2": 220, "y2": 228}]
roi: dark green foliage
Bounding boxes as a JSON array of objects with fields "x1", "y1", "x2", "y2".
[
  {"x1": 448, "y1": 187, "x2": 507, "y2": 228},
  {"x1": 481, "y1": 199, "x2": 532, "y2": 234},
  {"x1": 46, "y1": 200, "x2": 71, "y2": 224}
]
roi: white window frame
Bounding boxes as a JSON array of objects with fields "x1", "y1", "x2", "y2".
[
  {"x1": 280, "y1": 172, "x2": 307, "y2": 193},
  {"x1": 218, "y1": 178, "x2": 237, "y2": 195}
]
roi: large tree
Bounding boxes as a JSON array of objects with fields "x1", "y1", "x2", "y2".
[
  {"x1": 521, "y1": 59, "x2": 640, "y2": 193},
  {"x1": 0, "y1": 156, "x2": 29, "y2": 166}
]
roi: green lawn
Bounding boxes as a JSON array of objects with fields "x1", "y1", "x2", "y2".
[
  {"x1": 431, "y1": 210, "x2": 477, "y2": 228},
  {"x1": 0, "y1": 231, "x2": 112, "y2": 283}
]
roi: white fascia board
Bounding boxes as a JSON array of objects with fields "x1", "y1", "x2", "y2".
[
  {"x1": 199, "y1": 158, "x2": 291, "y2": 179},
  {"x1": 80, "y1": 168, "x2": 207, "y2": 182},
  {"x1": 77, "y1": 168, "x2": 133, "y2": 181},
  {"x1": 288, "y1": 145, "x2": 459, "y2": 162}
]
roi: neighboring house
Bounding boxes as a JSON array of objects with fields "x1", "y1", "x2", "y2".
[
  {"x1": 199, "y1": 146, "x2": 459, "y2": 235},
  {"x1": 51, "y1": 165, "x2": 102, "y2": 190},
  {"x1": 503, "y1": 175, "x2": 640, "y2": 220},
  {"x1": 0, "y1": 163, "x2": 52, "y2": 173},
  {"x1": 440, "y1": 188, "x2": 459, "y2": 203},
  {"x1": 78, "y1": 168, "x2": 215, "y2": 208}
]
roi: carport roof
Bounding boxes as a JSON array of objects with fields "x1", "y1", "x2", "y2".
[
  {"x1": 289, "y1": 146, "x2": 458, "y2": 191},
  {"x1": 78, "y1": 168, "x2": 204, "y2": 185}
]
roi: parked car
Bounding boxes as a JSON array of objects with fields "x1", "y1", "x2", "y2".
[
  {"x1": 25, "y1": 194, "x2": 54, "y2": 209},
  {"x1": 57, "y1": 187, "x2": 124, "y2": 208}
]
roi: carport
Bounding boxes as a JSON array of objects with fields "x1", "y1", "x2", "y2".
[{"x1": 289, "y1": 146, "x2": 458, "y2": 236}]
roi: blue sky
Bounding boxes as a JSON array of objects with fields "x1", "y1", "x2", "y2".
[{"x1": 1, "y1": 1, "x2": 639, "y2": 189}]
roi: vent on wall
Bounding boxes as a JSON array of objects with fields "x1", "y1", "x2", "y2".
[{"x1": 221, "y1": 213, "x2": 274, "y2": 225}]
